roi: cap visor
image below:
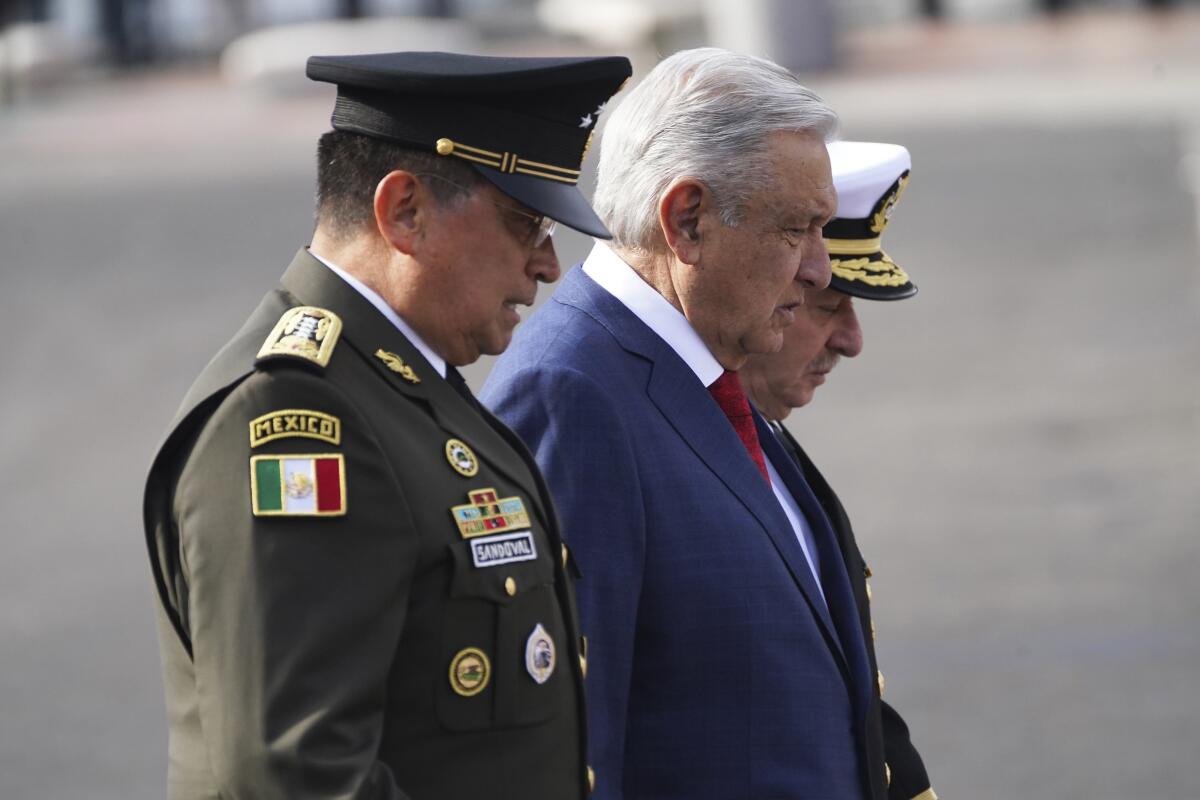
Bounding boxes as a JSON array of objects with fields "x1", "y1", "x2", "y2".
[
  {"x1": 829, "y1": 275, "x2": 918, "y2": 301},
  {"x1": 828, "y1": 251, "x2": 918, "y2": 301},
  {"x1": 473, "y1": 167, "x2": 612, "y2": 240}
]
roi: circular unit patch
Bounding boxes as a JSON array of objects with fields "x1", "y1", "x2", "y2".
[
  {"x1": 449, "y1": 647, "x2": 491, "y2": 697},
  {"x1": 445, "y1": 438, "x2": 479, "y2": 477}
]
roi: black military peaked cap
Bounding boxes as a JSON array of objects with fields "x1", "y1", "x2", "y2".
[{"x1": 307, "y1": 51, "x2": 632, "y2": 239}]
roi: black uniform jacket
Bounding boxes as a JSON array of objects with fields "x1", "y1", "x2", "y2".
[
  {"x1": 772, "y1": 422, "x2": 935, "y2": 800},
  {"x1": 143, "y1": 250, "x2": 589, "y2": 800}
]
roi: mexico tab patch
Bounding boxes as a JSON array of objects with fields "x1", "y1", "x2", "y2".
[
  {"x1": 249, "y1": 409, "x2": 341, "y2": 448},
  {"x1": 251, "y1": 453, "x2": 346, "y2": 516},
  {"x1": 470, "y1": 530, "x2": 537, "y2": 569}
]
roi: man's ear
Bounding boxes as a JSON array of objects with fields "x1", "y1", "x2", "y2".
[
  {"x1": 658, "y1": 177, "x2": 709, "y2": 266},
  {"x1": 373, "y1": 170, "x2": 424, "y2": 255}
]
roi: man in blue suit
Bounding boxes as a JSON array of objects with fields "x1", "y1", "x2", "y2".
[{"x1": 482, "y1": 48, "x2": 881, "y2": 799}]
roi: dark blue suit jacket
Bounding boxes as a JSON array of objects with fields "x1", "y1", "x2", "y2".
[{"x1": 482, "y1": 267, "x2": 876, "y2": 799}]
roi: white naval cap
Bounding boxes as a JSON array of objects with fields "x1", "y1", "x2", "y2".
[{"x1": 823, "y1": 140, "x2": 917, "y2": 301}]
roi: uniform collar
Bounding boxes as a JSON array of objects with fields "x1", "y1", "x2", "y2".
[{"x1": 308, "y1": 247, "x2": 447, "y2": 379}]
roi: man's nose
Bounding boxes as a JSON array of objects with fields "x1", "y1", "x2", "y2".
[
  {"x1": 796, "y1": 232, "x2": 831, "y2": 290},
  {"x1": 831, "y1": 302, "x2": 864, "y2": 358},
  {"x1": 528, "y1": 236, "x2": 562, "y2": 284}
]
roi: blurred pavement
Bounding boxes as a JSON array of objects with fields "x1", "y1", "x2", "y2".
[{"x1": 1, "y1": 8, "x2": 1197, "y2": 799}]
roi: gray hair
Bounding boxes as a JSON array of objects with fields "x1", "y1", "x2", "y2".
[{"x1": 593, "y1": 48, "x2": 839, "y2": 252}]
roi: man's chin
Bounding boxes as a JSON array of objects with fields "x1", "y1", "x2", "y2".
[{"x1": 478, "y1": 330, "x2": 516, "y2": 359}]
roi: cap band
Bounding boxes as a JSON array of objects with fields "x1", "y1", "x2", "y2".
[
  {"x1": 824, "y1": 236, "x2": 883, "y2": 256},
  {"x1": 435, "y1": 137, "x2": 581, "y2": 184}
]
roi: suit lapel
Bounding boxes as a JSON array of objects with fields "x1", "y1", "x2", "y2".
[
  {"x1": 557, "y1": 268, "x2": 847, "y2": 661},
  {"x1": 279, "y1": 251, "x2": 548, "y2": 526},
  {"x1": 784, "y1": 426, "x2": 854, "y2": 543},
  {"x1": 764, "y1": 420, "x2": 875, "y2": 719}
]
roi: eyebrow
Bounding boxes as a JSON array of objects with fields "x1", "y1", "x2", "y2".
[{"x1": 776, "y1": 206, "x2": 829, "y2": 228}]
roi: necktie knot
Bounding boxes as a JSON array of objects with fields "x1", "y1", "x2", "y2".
[
  {"x1": 708, "y1": 370, "x2": 752, "y2": 420},
  {"x1": 708, "y1": 370, "x2": 769, "y2": 482}
]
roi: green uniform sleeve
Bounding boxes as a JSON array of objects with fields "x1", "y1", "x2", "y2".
[{"x1": 175, "y1": 367, "x2": 418, "y2": 799}]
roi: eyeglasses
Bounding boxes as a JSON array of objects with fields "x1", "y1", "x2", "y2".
[{"x1": 415, "y1": 173, "x2": 557, "y2": 248}]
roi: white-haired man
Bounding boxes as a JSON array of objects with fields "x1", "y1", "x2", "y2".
[
  {"x1": 483, "y1": 49, "x2": 883, "y2": 799},
  {"x1": 742, "y1": 141, "x2": 938, "y2": 800}
]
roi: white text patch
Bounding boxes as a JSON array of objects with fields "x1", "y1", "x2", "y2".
[{"x1": 471, "y1": 530, "x2": 538, "y2": 569}]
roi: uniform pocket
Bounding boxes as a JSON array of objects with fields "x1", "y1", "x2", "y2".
[{"x1": 436, "y1": 536, "x2": 569, "y2": 732}]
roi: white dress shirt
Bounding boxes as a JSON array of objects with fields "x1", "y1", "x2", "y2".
[
  {"x1": 582, "y1": 242, "x2": 824, "y2": 600},
  {"x1": 309, "y1": 248, "x2": 447, "y2": 379}
]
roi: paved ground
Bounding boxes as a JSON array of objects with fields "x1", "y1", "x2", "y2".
[{"x1": 1, "y1": 8, "x2": 1197, "y2": 799}]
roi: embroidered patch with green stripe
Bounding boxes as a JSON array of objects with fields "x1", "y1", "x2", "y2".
[{"x1": 251, "y1": 454, "x2": 346, "y2": 517}]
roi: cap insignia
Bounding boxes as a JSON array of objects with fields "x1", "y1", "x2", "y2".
[
  {"x1": 375, "y1": 349, "x2": 420, "y2": 384},
  {"x1": 579, "y1": 113, "x2": 593, "y2": 128},
  {"x1": 257, "y1": 307, "x2": 342, "y2": 369},
  {"x1": 869, "y1": 173, "x2": 910, "y2": 235},
  {"x1": 435, "y1": 137, "x2": 581, "y2": 185},
  {"x1": 450, "y1": 488, "x2": 531, "y2": 539}
]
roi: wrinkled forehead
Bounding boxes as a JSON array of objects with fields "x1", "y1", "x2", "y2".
[{"x1": 764, "y1": 133, "x2": 836, "y2": 220}]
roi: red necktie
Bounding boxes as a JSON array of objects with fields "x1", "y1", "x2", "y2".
[{"x1": 707, "y1": 370, "x2": 769, "y2": 482}]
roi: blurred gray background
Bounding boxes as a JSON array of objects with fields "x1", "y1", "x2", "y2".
[{"x1": 2, "y1": 0, "x2": 1198, "y2": 797}]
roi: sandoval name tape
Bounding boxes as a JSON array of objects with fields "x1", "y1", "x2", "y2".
[{"x1": 471, "y1": 531, "x2": 538, "y2": 569}]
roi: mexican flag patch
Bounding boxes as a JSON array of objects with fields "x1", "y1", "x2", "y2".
[{"x1": 251, "y1": 454, "x2": 346, "y2": 517}]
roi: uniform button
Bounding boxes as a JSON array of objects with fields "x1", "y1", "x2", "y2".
[
  {"x1": 864, "y1": 564, "x2": 873, "y2": 578},
  {"x1": 561, "y1": 543, "x2": 569, "y2": 568},
  {"x1": 866, "y1": 582, "x2": 873, "y2": 602},
  {"x1": 587, "y1": 766, "x2": 596, "y2": 793},
  {"x1": 877, "y1": 670, "x2": 885, "y2": 696},
  {"x1": 504, "y1": 576, "x2": 517, "y2": 596},
  {"x1": 885, "y1": 762, "x2": 891, "y2": 786},
  {"x1": 579, "y1": 652, "x2": 588, "y2": 678},
  {"x1": 870, "y1": 620, "x2": 876, "y2": 639}
]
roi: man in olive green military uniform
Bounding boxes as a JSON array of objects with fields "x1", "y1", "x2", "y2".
[{"x1": 142, "y1": 52, "x2": 630, "y2": 799}]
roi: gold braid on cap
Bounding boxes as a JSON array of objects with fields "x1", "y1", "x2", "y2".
[
  {"x1": 435, "y1": 138, "x2": 581, "y2": 184},
  {"x1": 831, "y1": 253, "x2": 912, "y2": 287}
]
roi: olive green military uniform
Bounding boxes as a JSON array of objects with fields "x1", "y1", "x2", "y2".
[{"x1": 144, "y1": 250, "x2": 591, "y2": 799}]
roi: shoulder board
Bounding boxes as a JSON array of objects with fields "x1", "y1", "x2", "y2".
[{"x1": 255, "y1": 306, "x2": 343, "y2": 370}]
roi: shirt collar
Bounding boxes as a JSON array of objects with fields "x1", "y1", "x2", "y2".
[
  {"x1": 308, "y1": 248, "x2": 447, "y2": 378},
  {"x1": 581, "y1": 241, "x2": 724, "y2": 387}
]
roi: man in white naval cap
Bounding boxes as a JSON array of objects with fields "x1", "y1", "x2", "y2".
[{"x1": 742, "y1": 140, "x2": 937, "y2": 800}]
